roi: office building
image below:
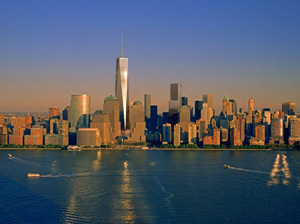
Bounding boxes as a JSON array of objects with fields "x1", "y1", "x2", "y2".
[
  {"x1": 195, "y1": 100, "x2": 203, "y2": 121},
  {"x1": 182, "y1": 96, "x2": 188, "y2": 106},
  {"x1": 144, "y1": 94, "x2": 151, "y2": 119},
  {"x1": 203, "y1": 94, "x2": 213, "y2": 109},
  {"x1": 235, "y1": 115, "x2": 245, "y2": 143},
  {"x1": 62, "y1": 106, "x2": 70, "y2": 122},
  {"x1": 115, "y1": 40, "x2": 129, "y2": 130},
  {"x1": 77, "y1": 128, "x2": 101, "y2": 147},
  {"x1": 169, "y1": 83, "x2": 182, "y2": 125},
  {"x1": 173, "y1": 124, "x2": 181, "y2": 147},
  {"x1": 163, "y1": 123, "x2": 172, "y2": 143},
  {"x1": 248, "y1": 98, "x2": 254, "y2": 116},
  {"x1": 229, "y1": 99, "x2": 237, "y2": 115},
  {"x1": 91, "y1": 110, "x2": 112, "y2": 144},
  {"x1": 188, "y1": 123, "x2": 197, "y2": 144},
  {"x1": 130, "y1": 101, "x2": 146, "y2": 142},
  {"x1": 49, "y1": 107, "x2": 59, "y2": 119},
  {"x1": 70, "y1": 94, "x2": 91, "y2": 132},
  {"x1": 103, "y1": 95, "x2": 121, "y2": 141},
  {"x1": 282, "y1": 100, "x2": 296, "y2": 115},
  {"x1": 150, "y1": 105, "x2": 158, "y2": 131},
  {"x1": 196, "y1": 119, "x2": 207, "y2": 141}
]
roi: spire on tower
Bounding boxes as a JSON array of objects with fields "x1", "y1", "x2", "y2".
[{"x1": 121, "y1": 34, "x2": 123, "y2": 57}]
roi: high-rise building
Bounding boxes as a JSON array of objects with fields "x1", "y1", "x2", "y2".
[
  {"x1": 195, "y1": 100, "x2": 203, "y2": 121},
  {"x1": 70, "y1": 94, "x2": 91, "y2": 132},
  {"x1": 49, "y1": 107, "x2": 59, "y2": 119},
  {"x1": 271, "y1": 118, "x2": 283, "y2": 139},
  {"x1": 0, "y1": 113, "x2": 5, "y2": 126},
  {"x1": 196, "y1": 118, "x2": 207, "y2": 141},
  {"x1": 203, "y1": 94, "x2": 213, "y2": 109},
  {"x1": 103, "y1": 95, "x2": 121, "y2": 141},
  {"x1": 115, "y1": 39, "x2": 129, "y2": 130},
  {"x1": 173, "y1": 124, "x2": 181, "y2": 147},
  {"x1": 77, "y1": 128, "x2": 101, "y2": 147},
  {"x1": 169, "y1": 83, "x2": 182, "y2": 125},
  {"x1": 150, "y1": 105, "x2": 158, "y2": 131},
  {"x1": 188, "y1": 123, "x2": 197, "y2": 144},
  {"x1": 255, "y1": 125, "x2": 265, "y2": 142},
  {"x1": 248, "y1": 98, "x2": 254, "y2": 116},
  {"x1": 230, "y1": 128, "x2": 243, "y2": 146},
  {"x1": 282, "y1": 100, "x2": 296, "y2": 115},
  {"x1": 130, "y1": 101, "x2": 146, "y2": 142},
  {"x1": 235, "y1": 115, "x2": 245, "y2": 143},
  {"x1": 62, "y1": 106, "x2": 70, "y2": 122},
  {"x1": 179, "y1": 106, "x2": 191, "y2": 143},
  {"x1": 162, "y1": 123, "x2": 172, "y2": 143},
  {"x1": 91, "y1": 110, "x2": 112, "y2": 144},
  {"x1": 222, "y1": 94, "x2": 230, "y2": 115},
  {"x1": 182, "y1": 96, "x2": 188, "y2": 106},
  {"x1": 144, "y1": 94, "x2": 151, "y2": 119},
  {"x1": 229, "y1": 99, "x2": 237, "y2": 115}
]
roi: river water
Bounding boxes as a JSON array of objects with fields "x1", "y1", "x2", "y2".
[{"x1": 1, "y1": 150, "x2": 300, "y2": 223}]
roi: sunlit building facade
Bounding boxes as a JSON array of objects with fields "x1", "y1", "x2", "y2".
[
  {"x1": 115, "y1": 52, "x2": 129, "y2": 130},
  {"x1": 70, "y1": 94, "x2": 91, "y2": 132}
]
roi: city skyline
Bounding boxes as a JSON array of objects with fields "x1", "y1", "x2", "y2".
[{"x1": 1, "y1": 1, "x2": 300, "y2": 113}]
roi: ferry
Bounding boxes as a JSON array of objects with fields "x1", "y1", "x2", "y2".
[
  {"x1": 223, "y1": 164, "x2": 230, "y2": 169},
  {"x1": 124, "y1": 160, "x2": 128, "y2": 169},
  {"x1": 8, "y1": 154, "x2": 12, "y2": 158},
  {"x1": 27, "y1": 173, "x2": 41, "y2": 178},
  {"x1": 67, "y1": 146, "x2": 82, "y2": 151}
]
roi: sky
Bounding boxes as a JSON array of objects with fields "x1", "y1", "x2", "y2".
[{"x1": 0, "y1": 0, "x2": 300, "y2": 114}]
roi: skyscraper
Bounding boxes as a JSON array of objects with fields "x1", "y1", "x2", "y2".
[
  {"x1": 182, "y1": 96, "x2": 188, "y2": 106},
  {"x1": 49, "y1": 107, "x2": 59, "y2": 119},
  {"x1": 130, "y1": 101, "x2": 146, "y2": 142},
  {"x1": 203, "y1": 94, "x2": 213, "y2": 109},
  {"x1": 150, "y1": 105, "x2": 158, "y2": 131},
  {"x1": 282, "y1": 100, "x2": 296, "y2": 115},
  {"x1": 70, "y1": 94, "x2": 91, "y2": 132},
  {"x1": 115, "y1": 38, "x2": 129, "y2": 130},
  {"x1": 103, "y1": 95, "x2": 121, "y2": 141},
  {"x1": 195, "y1": 100, "x2": 203, "y2": 121},
  {"x1": 169, "y1": 83, "x2": 182, "y2": 125},
  {"x1": 248, "y1": 98, "x2": 254, "y2": 116},
  {"x1": 144, "y1": 94, "x2": 151, "y2": 119}
]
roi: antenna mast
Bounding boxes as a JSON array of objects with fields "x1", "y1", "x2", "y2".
[{"x1": 121, "y1": 34, "x2": 123, "y2": 57}]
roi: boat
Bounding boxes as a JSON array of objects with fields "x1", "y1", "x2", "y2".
[
  {"x1": 223, "y1": 164, "x2": 230, "y2": 169},
  {"x1": 27, "y1": 173, "x2": 40, "y2": 178},
  {"x1": 67, "y1": 146, "x2": 82, "y2": 151},
  {"x1": 141, "y1": 147, "x2": 149, "y2": 150},
  {"x1": 124, "y1": 160, "x2": 128, "y2": 168},
  {"x1": 8, "y1": 154, "x2": 12, "y2": 158}
]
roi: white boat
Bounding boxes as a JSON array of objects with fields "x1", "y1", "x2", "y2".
[
  {"x1": 67, "y1": 146, "x2": 82, "y2": 151},
  {"x1": 124, "y1": 160, "x2": 128, "y2": 168},
  {"x1": 27, "y1": 173, "x2": 40, "y2": 178}
]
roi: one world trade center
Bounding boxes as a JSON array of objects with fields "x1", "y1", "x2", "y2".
[{"x1": 115, "y1": 37, "x2": 129, "y2": 130}]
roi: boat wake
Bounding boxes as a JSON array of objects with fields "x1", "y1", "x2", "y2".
[
  {"x1": 41, "y1": 172, "x2": 91, "y2": 178},
  {"x1": 8, "y1": 154, "x2": 40, "y2": 167},
  {"x1": 229, "y1": 167, "x2": 271, "y2": 175},
  {"x1": 154, "y1": 176, "x2": 176, "y2": 223}
]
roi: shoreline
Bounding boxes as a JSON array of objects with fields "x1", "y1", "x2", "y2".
[{"x1": 0, "y1": 147, "x2": 292, "y2": 151}]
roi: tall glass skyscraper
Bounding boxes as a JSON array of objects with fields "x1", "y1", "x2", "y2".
[
  {"x1": 115, "y1": 40, "x2": 129, "y2": 130},
  {"x1": 70, "y1": 94, "x2": 91, "y2": 132}
]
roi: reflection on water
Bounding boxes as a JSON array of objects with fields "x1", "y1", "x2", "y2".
[
  {"x1": 268, "y1": 154, "x2": 291, "y2": 186},
  {"x1": 282, "y1": 154, "x2": 291, "y2": 185},
  {"x1": 121, "y1": 166, "x2": 136, "y2": 223},
  {"x1": 121, "y1": 169, "x2": 136, "y2": 223},
  {"x1": 92, "y1": 151, "x2": 102, "y2": 171}
]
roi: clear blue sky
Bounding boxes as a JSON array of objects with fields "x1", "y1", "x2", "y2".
[{"x1": 0, "y1": 0, "x2": 300, "y2": 113}]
